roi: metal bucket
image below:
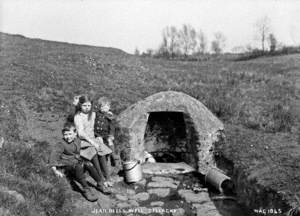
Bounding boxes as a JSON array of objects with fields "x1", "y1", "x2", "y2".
[
  {"x1": 123, "y1": 160, "x2": 143, "y2": 183},
  {"x1": 205, "y1": 168, "x2": 233, "y2": 193}
]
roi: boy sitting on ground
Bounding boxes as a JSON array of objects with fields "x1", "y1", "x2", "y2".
[{"x1": 49, "y1": 122, "x2": 110, "y2": 202}]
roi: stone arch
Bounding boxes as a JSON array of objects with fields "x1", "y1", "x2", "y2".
[{"x1": 115, "y1": 91, "x2": 224, "y2": 174}]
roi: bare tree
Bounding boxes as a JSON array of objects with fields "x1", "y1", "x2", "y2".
[
  {"x1": 178, "y1": 24, "x2": 197, "y2": 56},
  {"x1": 211, "y1": 31, "x2": 226, "y2": 54},
  {"x1": 146, "y1": 49, "x2": 154, "y2": 56},
  {"x1": 268, "y1": 33, "x2": 277, "y2": 53},
  {"x1": 254, "y1": 16, "x2": 271, "y2": 52},
  {"x1": 134, "y1": 47, "x2": 140, "y2": 56},
  {"x1": 196, "y1": 30, "x2": 207, "y2": 54},
  {"x1": 158, "y1": 26, "x2": 179, "y2": 58},
  {"x1": 157, "y1": 34, "x2": 169, "y2": 57},
  {"x1": 165, "y1": 26, "x2": 179, "y2": 58}
]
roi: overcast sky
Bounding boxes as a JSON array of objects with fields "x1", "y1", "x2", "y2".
[{"x1": 1, "y1": 0, "x2": 300, "y2": 53}]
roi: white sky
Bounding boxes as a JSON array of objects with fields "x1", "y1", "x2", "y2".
[{"x1": 1, "y1": 0, "x2": 300, "y2": 53}]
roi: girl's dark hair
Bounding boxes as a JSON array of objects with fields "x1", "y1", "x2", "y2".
[{"x1": 75, "y1": 94, "x2": 94, "y2": 120}]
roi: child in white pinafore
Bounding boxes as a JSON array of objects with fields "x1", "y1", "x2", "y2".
[{"x1": 73, "y1": 95, "x2": 113, "y2": 190}]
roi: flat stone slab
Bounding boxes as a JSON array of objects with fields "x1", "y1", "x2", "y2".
[
  {"x1": 195, "y1": 202, "x2": 222, "y2": 216},
  {"x1": 178, "y1": 189, "x2": 210, "y2": 204},
  {"x1": 125, "y1": 189, "x2": 136, "y2": 196},
  {"x1": 150, "y1": 201, "x2": 164, "y2": 206},
  {"x1": 115, "y1": 194, "x2": 128, "y2": 201},
  {"x1": 128, "y1": 199, "x2": 139, "y2": 207},
  {"x1": 151, "y1": 176, "x2": 175, "y2": 182},
  {"x1": 142, "y1": 162, "x2": 195, "y2": 175},
  {"x1": 147, "y1": 188, "x2": 170, "y2": 197},
  {"x1": 147, "y1": 181, "x2": 178, "y2": 189},
  {"x1": 133, "y1": 192, "x2": 150, "y2": 201},
  {"x1": 116, "y1": 202, "x2": 132, "y2": 209}
]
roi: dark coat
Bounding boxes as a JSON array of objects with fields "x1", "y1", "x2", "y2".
[
  {"x1": 49, "y1": 138, "x2": 82, "y2": 167},
  {"x1": 94, "y1": 111, "x2": 115, "y2": 138}
]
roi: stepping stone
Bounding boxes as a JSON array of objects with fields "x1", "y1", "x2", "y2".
[
  {"x1": 196, "y1": 208, "x2": 221, "y2": 216},
  {"x1": 194, "y1": 201, "x2": 221, "y2": 216},
  {"x1": 147, "y1": 188, "x2": 170, "y2": 197},
  {"x1": 150, "y1": 201, "x2": 164, "y2": 206},
  {"x1": 116, "y1": 202, "x2": 132, "y2": 209},
  {"x1": 151, "y1": 176, "x2": 174, "y2": 182},
  {"x1": 142, "y1": 162, "x2": 195, "y2": 175},
  {"x1": 115, "y1": 194, "x2": 128, "y2": 201},
  {"x1": 128, "y1": 199, "x2": 139, "y2": 207},
  {"x1": 178, "y1": 189, "x2": 210, "y2": 204},
  {"x1": 133, "y1": 192, "x2": 150, "y2": 201},
  {"x1": 147, "y1": 181, "x2": 178, "y2": 189},
  {"x1": 126, "y1": 189, "x2": 136, "y2": 196}
]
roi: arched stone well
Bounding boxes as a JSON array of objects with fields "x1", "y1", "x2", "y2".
[{"x1": 115, "y1": 91, "x2": 224, "y2": 174}]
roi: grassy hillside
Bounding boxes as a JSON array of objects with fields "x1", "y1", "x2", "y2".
[{"x1": 0, "y1": 32, "x2": 299, "y2": 215}]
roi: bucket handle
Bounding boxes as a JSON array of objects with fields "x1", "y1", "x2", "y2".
[{"x1": 123, "y1": 160, "x2": 140, "y2": 171}]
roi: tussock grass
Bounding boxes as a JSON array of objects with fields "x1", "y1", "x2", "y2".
[{"x1": 0, "y1": 140, "x2": 73, "y2": 216}]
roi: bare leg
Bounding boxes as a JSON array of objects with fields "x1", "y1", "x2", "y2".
[
  {"x1": 108, "y1": 145, "x2": 117, "y2": 166},
  {"x1": 98, "y1": 155, "x2": 110, "y2": 180}
]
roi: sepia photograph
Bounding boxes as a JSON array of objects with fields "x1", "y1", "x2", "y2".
[{"x1": 0, "y1": 0, "x2": 299, "y2": 215}]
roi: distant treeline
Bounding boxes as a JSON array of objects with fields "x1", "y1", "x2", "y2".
[
  {"x1": 136, "y1": 17, "x2": 300, "y2": 61},
  {"x1": 235, "y1": 46, "x2": 300, "y2": 61}
]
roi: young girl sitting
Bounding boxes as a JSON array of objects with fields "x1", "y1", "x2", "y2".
[{"x1": 73, "y1": 95, "x2": 113, "y2": 191}]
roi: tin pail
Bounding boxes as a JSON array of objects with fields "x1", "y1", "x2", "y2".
[{"x1": 123, "y1": 160, "x2": 143, "y2": 183}]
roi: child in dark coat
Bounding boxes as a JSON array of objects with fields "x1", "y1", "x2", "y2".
[
  {"x1": 49, "y1": 122, "x2": 111, "y2": 202},
  {"x1": 94, "y1": 97, "x2": 118, "y2": 168}
]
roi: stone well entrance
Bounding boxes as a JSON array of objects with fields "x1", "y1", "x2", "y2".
[
  {"x1": 144, "y1": 111, "x2": 196, "y2": 165},
  {"x1": 115, "y1": 91, "x2": 224, "y2": 175}
]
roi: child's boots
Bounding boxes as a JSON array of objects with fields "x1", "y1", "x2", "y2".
[
  {"x1": 96, "y1": 182, "x2": 112, "y2": 195},
  {"x1": 82, "y1": 187, "x2": 98, "y2": 202}
]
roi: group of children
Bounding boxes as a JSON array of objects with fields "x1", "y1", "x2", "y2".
[{"x1": 49, "y1": 95, "x2": 117, "y2": 202}]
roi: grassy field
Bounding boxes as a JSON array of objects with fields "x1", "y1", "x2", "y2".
[{"x1": 0, "y1": 32, "x2": 299, "y2": 215}]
